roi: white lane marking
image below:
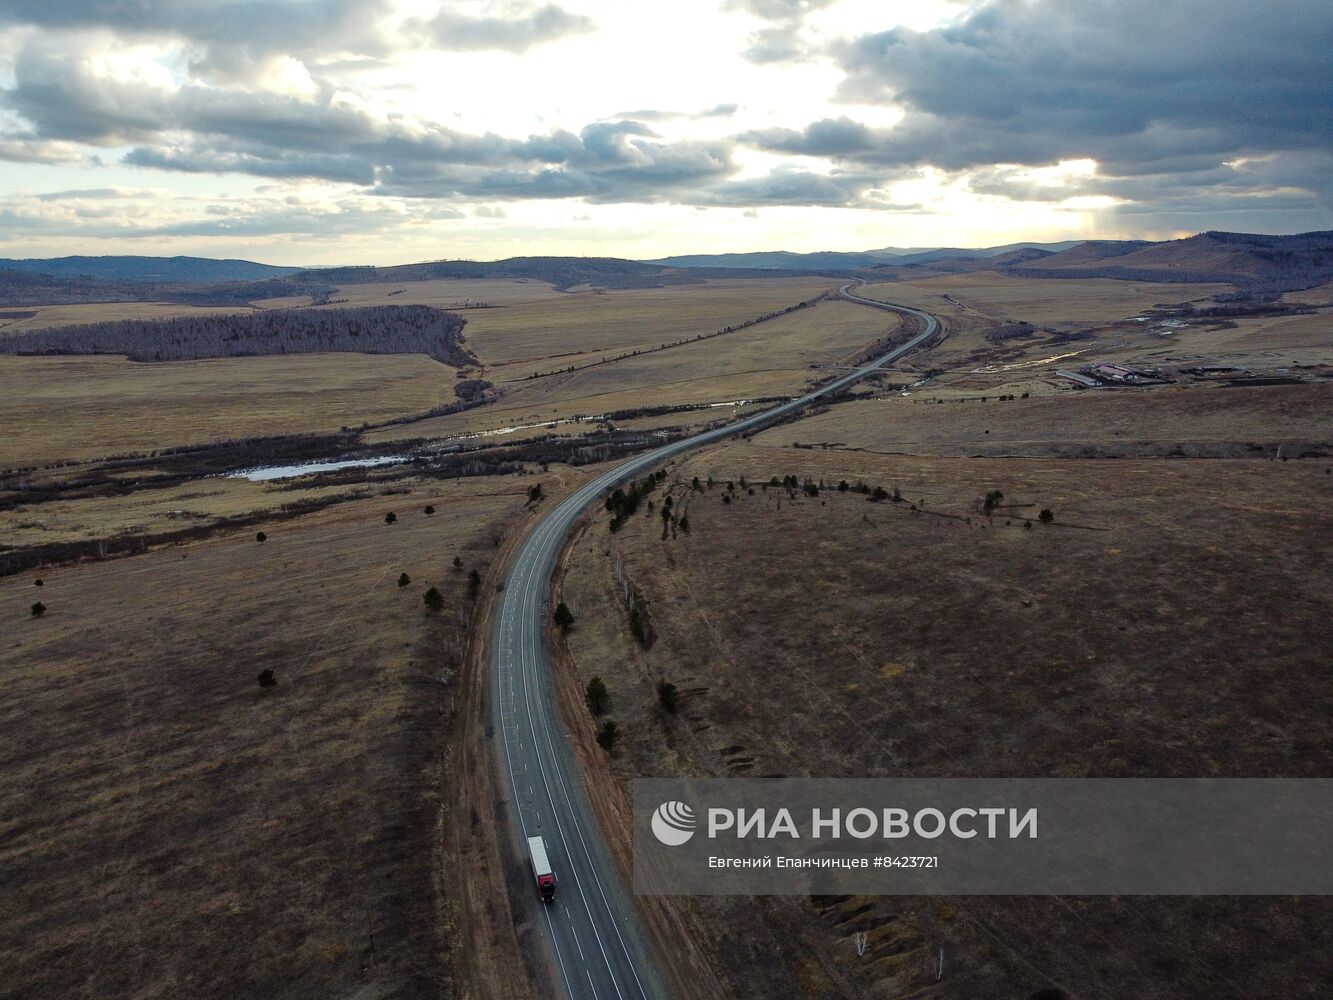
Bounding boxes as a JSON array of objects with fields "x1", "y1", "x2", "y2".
[
  {"x1": 573, "y1": 926, "x2": 586, "y2": 960},
  {"x1": 542, "y1": 905, "x2": 577, "y2": 1000},
  {"x1": 512, "y1": 513, "x2": 628, "y2": 1000},
  {"x1": 495, "y1": 600, "x2": 577, "y2": 998},
  {"x1": 513, "y1": 296, "x2": 939, "y2": 997},
  {"x1": 492, "y1": 294, "x2": 938, "y2": 999},
  {"x1": 516, "y1": 512, "x2": 651, "y2": 1000},
  {"x1": 519, "y1": 530, "x2": 644, "y2": 996}
]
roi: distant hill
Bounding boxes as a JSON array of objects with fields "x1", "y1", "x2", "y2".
[
  {"x1": 304, "y1": 256, "x2": 807, "y2": 290},
  {"x1": 0, "y1": 255, "x2": 301, "y2": 283},
  {"x1": 1011, "y1": 240, "x2": 1152, "y2": 269},
  {"x1": 649, "y1": 241, "x2": 1082, "y2": 270},
  {"x1": 975, "y1": 247, "x2": 1059, "y2": 268},
  {"x1": 864, "y1": 241, "x2": 1084, "y2": 260},
  {"x1": 867, "y1": 241, "x2": 1141, "y2": 275},
  {"x1": 1007, "y1": 231, "x2": 1333, "y2": 292},
  {"x1": 0, "y1": 255, "x2": 793, "y2": 307},
  {"x1": 0, "y1": 268, "x2": 335, "y2": 308},
  {"x1": 3, "y1": 233, "x2": 1329, "y2": 310},
  {"x1": 368, "y1": 256, "x2": 706, "y2": 289},
  {"x1": 644, "y1": 250, "x2": 885, "y2": 270}
]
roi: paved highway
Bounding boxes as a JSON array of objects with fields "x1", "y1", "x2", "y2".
[{"x1": 489, "y1": 287, "x2": 938, "y2": 999}]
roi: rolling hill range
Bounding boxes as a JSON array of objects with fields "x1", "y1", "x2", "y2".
[
  {"x1": 648, "y1": 241, "x2": 1082, "y2": 270},
  {"x1": 3, "y1": 231, "x2": 1330, "y2": 309},
  {"x1": 0, "y1": 256, "x2": 800, "y2": 306},
  {"x1": 901, "y1": 231, "x2": 1333, "y2": 295},
  {"x1": 0, "y1": 255, "x2": 302, "y2": 283},
  {"x1": 312, "y1": 256, "x2": 777, "y2": 289},
  {"x1": 634, "y1": 232, "x2": 1333, "y2": 293}
]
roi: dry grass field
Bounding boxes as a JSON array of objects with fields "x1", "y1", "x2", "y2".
[
  {"x1": 1283, "y1": 280, "x2": 1333, "y2": 306},
  {"x1": 4, "y1": 276, "x2": 845, "y2": 471},
  {"x1": 453, "y1": 277, "x2": 838, "y2": 367},
  {"x1": 764, "y1": 382, "x2": 1332, "y2": 459},
  {"x1": 0, "y1": 301, "x2": 255, "y2": 334},
  {"x1": 860, "y1": 273, "x2": 1231, "y2": 329},
  {"x1": 257, "y1": 277, "x2": 569, "y2": 311},
  {"x1": 1, "y1": 475, "x2": 367, "y2": 549},
  {"x1": 0, "y1": 474, "x2": 537, "y2": 1000},
  {"x1": 5, "y1": 268, "x2": 1328, "y2": 1000},
  {"x1": 368, "y1": 298, "x2": 898, "y2": 446},
  {"x1": 1159, "y1": 310, "x2": 1332, "y2": 365},
  {"x1": 853, "y1": 274, "x2": 1329, "y2": 399},
  {"x1": 0, "y1": 353, "x2": 458, "y2": 468},
  {"x1": 555, "y1": 430, "x2": 1331, "y2": 999}
]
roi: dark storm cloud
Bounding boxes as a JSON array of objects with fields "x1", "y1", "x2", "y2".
[
  {"x1": 739, "y1": 28, "x2": 810, "y2": 65},
  {"x1": 5, "y1": 37, "x2": 561, "y2": 164},
  {"x1": 612, "y1": 104, "x2": 738, "y2": 123},
  {"x1": 0, "y1": 1, "x2": 592, "y2": 66},
  {"x1": 744, "y1": 117, "x2": 875, "y2": 157},
  {"x1": 371, "y1": 122, "x2": 735, "y2": 203},
  {"x1": 724, "y1": 0, "x2": 835, "y2": 64},
  {"x1": 0, "y1": 189, "x2": 468, "y2": 240},
  {"x1": 0, "y1": 1, "x2": 394, "y2": 105},
  {"x1": 124, "y1": 145, "x2": 379, "y2": 185},
  {"x1": 0, "y1": 30, "x2": 779, "y2": 206},
  {"x1": 6, "y1": 38, "x2": 174, "y2": 144},
  {"x1": 0, "y1": 1, "x2": 391, "y2": 65},
  {"x1": 0, "y1": 27, "x2": 878, "y2": 212},
  {"x1": 728, "y1": 0, "x2": 1333, "y2": 223},
  {"x1": 694, "y1": 168, "x2": 879, "y2": 208},
  {"x1": 422, "y1": 4, "x2": 594, "y2": 53},
  {"x1": 832, "y1": 0, "x2": 1333, "y2": 172},
  {"x1": 140, "y1": 201, "x2": 467, "y2": 237},
  {"x1": 0, "y1": 0, "x2": 346, "y2": 36},
  {"x1": 34, "y1": 188, "x2": 133, "y2": 201},
  {"x1": 725, "y1": 1, "x2": 835, "y2": 21}
]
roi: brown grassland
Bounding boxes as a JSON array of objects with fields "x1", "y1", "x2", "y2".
[
  {"x1": 0, "y1": 302, "x2": 256, "y2": 335},
  {"x1": 1, "y1": 474, "x2": 356, "y2": 548},
  {"x1": 0, "y1": 353, "x2": 459, "y2": 468},
  {"x1": 1283, "y1": 279, "x2": 1333, "y2": 306},
  {"x1": 0, "y1": 475, "x2": 542, "y2": 1000},
  {"x1": 401, "y1": 277, "x2": 839, "y2": 367},
  {"x1": 853, "y1": 273, "x2": 1330, "y2": 399},
  {"x1": 775, "y1": 382, "x2": 1330, "y2": 459},
  {"x1": 367, "y1": 297, "x2": 897, "y2": 446},
  {"x1": 556, "y1": 425, "x2": 1332, "y2": 999},
  {"x1": 2, "y1": 277, "x2": 848, "y2": 471},
  {"x1": 256, "y1": 277, "x2": 569, "y2": 311},
  {"x1": 859, "y1": 273, "x2": 1232, "y2": 328},
  {"x1": 3, "y1": 270, "x2": 1329, "y2": 1000}
]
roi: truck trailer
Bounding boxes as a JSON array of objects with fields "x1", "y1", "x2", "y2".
[{"x1": 528, "y1": 835, "x2": 556, "y2": 902}]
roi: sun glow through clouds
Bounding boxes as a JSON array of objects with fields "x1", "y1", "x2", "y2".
[{"x1": 0, "y1": 0, "x2": 1326, "y2": 261}]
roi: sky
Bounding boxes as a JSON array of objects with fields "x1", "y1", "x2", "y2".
[{"x1": 0, "y1": 0, "x2": 1329, "y2": 265}]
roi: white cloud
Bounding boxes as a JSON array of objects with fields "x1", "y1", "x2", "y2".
[{"x1": 0, "y1": 0, "x2": 1328, "y2": 258}]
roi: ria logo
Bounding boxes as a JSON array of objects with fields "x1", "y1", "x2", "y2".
[{"x1": 650, "y1": 800, "x2": 696, "y2": 846}]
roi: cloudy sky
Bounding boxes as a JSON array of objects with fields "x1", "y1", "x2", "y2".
[{"x1": 0, "y1": 0, "x2": 1329, "y2": 264}]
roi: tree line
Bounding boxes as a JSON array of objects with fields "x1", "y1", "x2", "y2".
[{"x1": 0, "y1": 305, "x2": 475, "y2": 365}]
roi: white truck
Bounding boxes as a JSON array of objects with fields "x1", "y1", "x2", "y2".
[{"x1": 528, "y1": 835, "x2": 556, "y2": 902}]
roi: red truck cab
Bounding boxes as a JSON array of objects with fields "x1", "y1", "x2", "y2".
[{"x1": 528, "y1": 836, "x2": 556, "y2": 902}]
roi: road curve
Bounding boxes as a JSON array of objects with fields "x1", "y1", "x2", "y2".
[{"x1": 489, "y1": 288, "x2": 938, "y2": 999}]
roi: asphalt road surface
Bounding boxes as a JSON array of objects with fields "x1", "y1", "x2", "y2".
[{"x1": 490, "y1": 288, "x2": 939, "y2": 999}]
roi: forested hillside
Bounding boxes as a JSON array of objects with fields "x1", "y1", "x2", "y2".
[
  {"x1": 0, "y1": 256, "x2": 301, "y2": 283},
  {"x1": 0, "y1": 305, "x2": 474, "y2": 365},
  {"x1": 0, "y1": 268, "x2": 338, "y2": 307}
]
